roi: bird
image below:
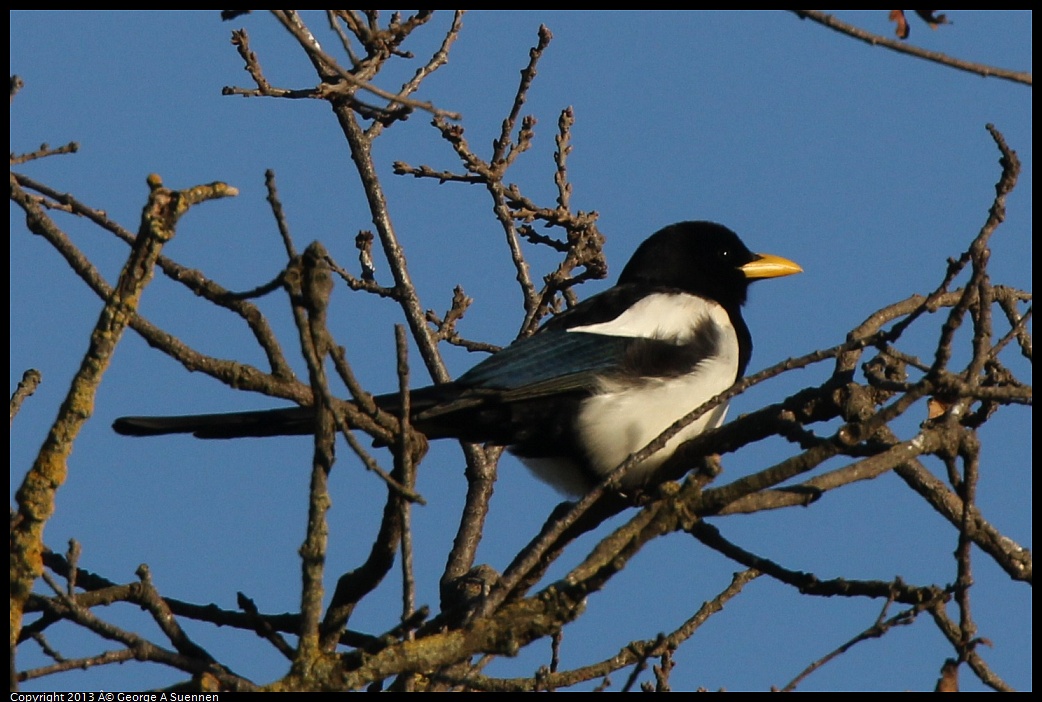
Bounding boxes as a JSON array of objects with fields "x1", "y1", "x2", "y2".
[{"x1": 113, "y1": 221, "x2": 802, "y2": 496}]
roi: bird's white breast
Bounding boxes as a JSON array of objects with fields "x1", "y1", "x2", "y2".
[{"x1": 525, "y1": 293, "x2": 739, "y2": 494}]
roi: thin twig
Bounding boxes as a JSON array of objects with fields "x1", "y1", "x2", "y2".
[
  {"x1": 791, "y1": 11, "x2": 1031, "y2": 85},
  {"x1": 10, "y1": 368, "x2": 42, "y2": 426}
]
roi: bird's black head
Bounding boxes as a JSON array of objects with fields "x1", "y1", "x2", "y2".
[{"x1": 617, "y1": 221, "x2": 800, "y2": 311}]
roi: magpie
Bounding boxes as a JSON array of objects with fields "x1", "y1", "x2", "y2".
[{"x1": 113, "y1": 221, "x2": 801, "y2": 495}]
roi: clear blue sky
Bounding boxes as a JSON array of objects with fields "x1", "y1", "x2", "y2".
[{"x1": 10, "y1": 11, "x2": 1032, "y2": 692}]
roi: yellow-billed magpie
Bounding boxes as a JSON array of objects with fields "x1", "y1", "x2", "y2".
[{"x1": 113, "y1": 221, "x2": 801, "y2": 495}]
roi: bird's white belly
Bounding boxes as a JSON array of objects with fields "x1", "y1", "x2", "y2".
[
  {"x1": 577, "y1": 373, "x2": 731, "y2": 484},
  {"x1": 520, "y1": 292, "x2": 740, "y2": 496},
  {"x1": 519, "y1": 369, "x2": 734, "y2": 497}
]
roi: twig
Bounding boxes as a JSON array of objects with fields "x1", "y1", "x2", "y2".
[
  {"x1": 270, "y1": 10, "x2": 461, "y2": 121},
  {"x1": 395, "y1": 325, "x2": 418, "y2": 691},
  {"x1": 780, "y1": 598, "x2": 926, "y2": 691},
  {"x1": 264, "y1": 169, "x2": 298, "y2": 259},
  {"x1": 367, "y1": 10, "x2": 466, "y2": 139},
  {"x1": 34, "y1": 571, "x2": 255, "y2": 690},
  {"x1": 10, "y1": 141, "x2": 79, "y2": 165},
  {"x1": 690, "y1": 522, "x2": 945, "y2": 605},
  {"x1": 13, "y1": 171, "x2": 297, "y2": 381},
  {"x1": 236, "y1": 592, "x2": 296, "y2": 660},
  {"x1": 10, "y1": 368, "x2": 42, "y2": 425},
  {"x1": 928, "y1": 601, "x2": 1014, "y2": 691},
  {"x1": 791, "y1": 11, "x2": 1032, "y2": 85},
  {"x1": 10, "y1": 174, "x2": 237, "y2": 647}
]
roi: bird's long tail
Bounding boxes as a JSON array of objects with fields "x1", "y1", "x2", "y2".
[
  {"x1": 112, "y1": 406, "x2": 317, "y2": 439},
  {"x1": 112, "y1": 385, "x2": 456, "y2": 440}
]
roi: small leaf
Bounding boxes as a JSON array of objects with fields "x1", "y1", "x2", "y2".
[
  {"x1": 889, "y1": 10, "x2": 911, "y2": 39},
  {"x1": 927, "y1": 397, "x2": 949, "y2": 419}
]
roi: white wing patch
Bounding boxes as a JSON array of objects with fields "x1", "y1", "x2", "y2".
[{"x1": 566, "y1": 292, "x2": 729, "y2": 344}]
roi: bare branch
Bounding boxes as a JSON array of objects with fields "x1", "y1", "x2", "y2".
[{"x1": 792, "y1": 11, "x2": 1032, "y2": 85}]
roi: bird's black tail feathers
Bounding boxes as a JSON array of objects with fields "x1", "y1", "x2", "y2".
[
  {"x1": 112, "y1": 385, "x2": 462, "y2": 440},
  {"x1": 112, "y1": 406, "x2": 317, "y2": 439}
]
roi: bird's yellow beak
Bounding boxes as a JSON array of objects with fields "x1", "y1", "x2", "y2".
[{"x1": 740, "y1": 252, "x2": 803, "y2": 280}]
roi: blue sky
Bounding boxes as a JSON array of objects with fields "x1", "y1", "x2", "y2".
[{"x1": 10, "y1": 11, "x2": 1032, "y2": 692}]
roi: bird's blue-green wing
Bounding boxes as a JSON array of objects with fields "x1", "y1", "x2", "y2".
[{"x1": 456, "y1": 330, "x2": 630, "y2": 398}]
